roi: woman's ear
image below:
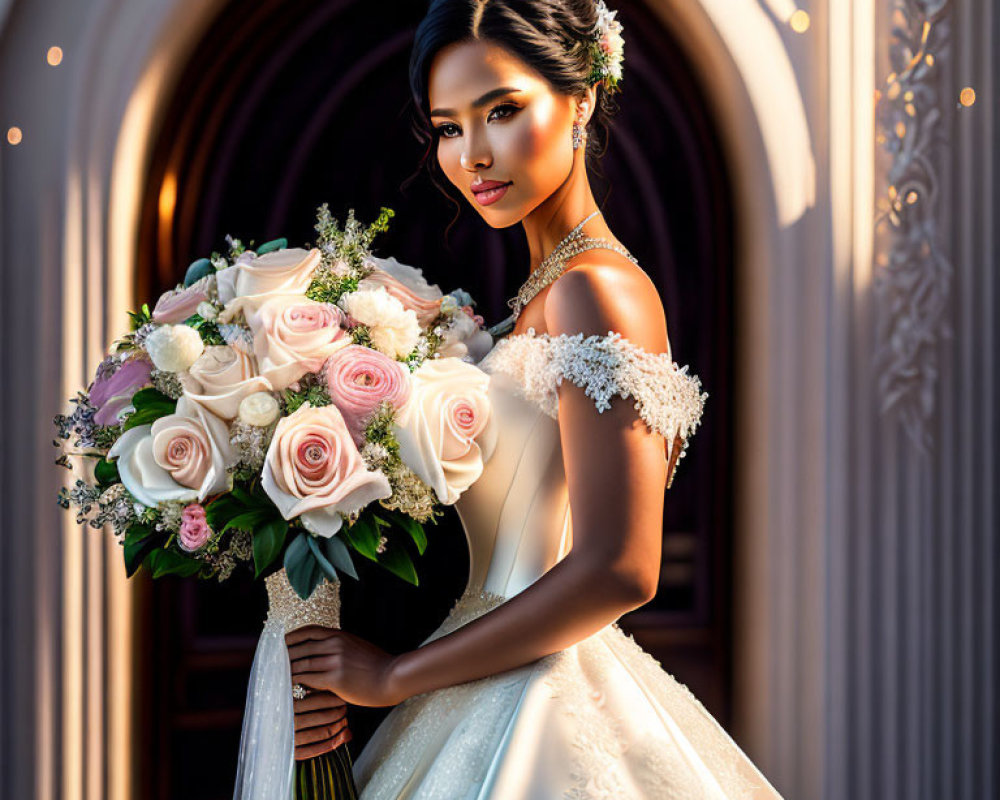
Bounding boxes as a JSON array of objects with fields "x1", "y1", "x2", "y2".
[{"x1": 578, "y1": 85, "x2": 598, "y2": 126}]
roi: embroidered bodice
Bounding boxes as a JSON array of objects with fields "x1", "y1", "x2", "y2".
[{"x1": 449, "y1": 328, "x2": 708, "y2": 605}]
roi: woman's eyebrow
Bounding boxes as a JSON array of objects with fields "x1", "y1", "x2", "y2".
[{"x1": 430, "y1": 87, "x2": 522, "y2": 117}]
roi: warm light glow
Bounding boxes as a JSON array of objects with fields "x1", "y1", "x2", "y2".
[
  {"x1": 158, "y1": 171, "x2": 178, "y2": 224},
  {"x1": 47, "y1": 46, "x2": 63, "y2": 66},
  {"x1": 959, "y1": 87, "x2": 976, "y2": 107},
  {"x1": 6, "y1": 126, "x2": 22, "y2": 145},
  {"x1": 790, "y1": 10, "x2": 810, "y2": 33},
  {"x1": 906, "y1": 191, "x2": 918, "y2": 204}
]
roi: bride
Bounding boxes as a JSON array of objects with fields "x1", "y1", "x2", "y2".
[{"x1": 282, "y1": 0, "x2": 784, "y2": 797}]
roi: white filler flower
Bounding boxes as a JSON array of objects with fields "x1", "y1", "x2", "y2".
[
  {"x1": 144, "y1": 324, "x2": 205, "y2": 373},
  {"x1": 339, "y1": 287, "x2": 420, "y2": 359},
  {"x1": 238, "y1": 391, "x2": 280, "y2": 427}
]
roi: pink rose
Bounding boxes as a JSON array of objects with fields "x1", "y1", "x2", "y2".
[
  {"x1": 247, "y1": 296, "x2": 351, "y2": 390},
  {"x1": 394, "y1": 358, "x2": 492, "y2": 504},
  {"x1": 360, "y1": 256, "x2": 443, "y2": 327},
  {"x1": 324, "y1": 345, "x2": 410, "y2": 444},
  {"x1": 152, "y1": 278, "x2": 211, "y2": 324},
  {"x1": 89, "y1": 356, "x2": 153, "y2": 426},
  {"x1": 262, "y1": 402, "x2": 391, "y2": 537},
  {"x1": 179, "y1": 504, "x2": 212, "y2": 552}
]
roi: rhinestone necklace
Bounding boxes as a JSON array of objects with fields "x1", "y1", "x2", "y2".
[{"x1": 488, "y1": 210, "x2": 638, "y2": 337}]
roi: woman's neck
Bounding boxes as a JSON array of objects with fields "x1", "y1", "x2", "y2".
[{"x1": 520, "y1": 161, "x2": 610, "y2": 274}]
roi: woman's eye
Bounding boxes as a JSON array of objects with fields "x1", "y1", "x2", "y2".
[
  {"x1": 435, "y1": 123, "x2": 460, "y2": 139},
  {"x1": 488, "y1": 103, "x2": 519, "y2": 122}
]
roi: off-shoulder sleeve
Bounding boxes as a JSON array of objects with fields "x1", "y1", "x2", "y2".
[{"x1": 479, "y1": 330, "x2": 709, "y2": 479}]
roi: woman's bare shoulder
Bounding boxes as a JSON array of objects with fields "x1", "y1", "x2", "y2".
[{"x1": 542, "y1": 250, "x2": 668, "y2": 354}]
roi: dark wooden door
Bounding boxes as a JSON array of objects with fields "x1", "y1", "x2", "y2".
[{"x1": 135, "y1": 1, "x2": 734, "y2": 796}]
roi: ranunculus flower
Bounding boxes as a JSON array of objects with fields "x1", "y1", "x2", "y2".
[
  {"x1": 262, "y1": 402, "x2": 391, "y2": 537},
  {"x1": 394, "y1": 358, "x2": 492, "y2": 504},
  {"x1": 216, "y1": 247, "x2": 320, "y2": 306},
  {"x1": 179, "y1": 504, "x2": 212, "y2": 552},
  {"x1": 151, "y1": 276, "x2": 214, "y2": 324},
  {"x1": 180, "y1": 345, "x2": 272, "y2": 420},
  {"x1": 243, "y1": 295, "x2": 351, "y2": 390},
  {"x1": 323, "y1": 345, "x2": 411, "y2": 444},
  {"x1": 360, "y1": 256, "x2": 444, "y2": 327},
  {"x1": 339, "y1": 287, "x2": 420, "y2": 359},
  {"x1": 89, "y1": 357, "x2": 153, "y2": 426},
  {"x1": 107, "y1": 396, "x2": 236, "y2": 507},
  {"x1": 144, "y1": 324, "x2": 205, "y2": 373}
]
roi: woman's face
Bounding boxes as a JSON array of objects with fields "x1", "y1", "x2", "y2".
[{"x1": 427, "y1": 38, "x2": 579, "y2": 228}]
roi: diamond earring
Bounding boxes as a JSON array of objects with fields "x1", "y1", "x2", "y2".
[{"x1": 572, "y1": 119, "x2": 585, "y2": 150}]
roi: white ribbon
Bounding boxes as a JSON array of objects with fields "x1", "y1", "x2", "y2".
[{"x1": 232, "y1": 619, "x2": 295, "y2": 800}]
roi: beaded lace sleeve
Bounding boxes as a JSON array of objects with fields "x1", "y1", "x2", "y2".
[{"x1": 479, "y1": 329, "x2": 708, "y2": 481}]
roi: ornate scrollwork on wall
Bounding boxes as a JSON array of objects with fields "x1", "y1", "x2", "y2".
[{"x1": 872, "y1": 0, "x2": 954, "y2": 454}]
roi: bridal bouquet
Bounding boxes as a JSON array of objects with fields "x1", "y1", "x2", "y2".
[
  {"x1": 55, "y1": 204, "x2": 494, "y2": 597},
  {"x1": 55, "y1": 205, "x2": 495, "y2": 796}
]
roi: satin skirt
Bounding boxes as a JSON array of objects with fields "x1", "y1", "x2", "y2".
[{"x1": 352, "y1": 589, "x2": 783, "y2": 800}]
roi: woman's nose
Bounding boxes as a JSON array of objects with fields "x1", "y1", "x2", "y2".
[{"x1": 460, "y1": 132, "x2": 492, "y2": 171}]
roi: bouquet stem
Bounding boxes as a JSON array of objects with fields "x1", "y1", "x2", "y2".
[{"x1": 265, "y1": 568, "x2": 359, "y2": 799}]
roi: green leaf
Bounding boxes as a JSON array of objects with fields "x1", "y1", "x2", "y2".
[
  {"x1": 148, "y1": 548, "x2": 202, "y2": 579},
  {"x1": 340, "y1": 517, "x2": 380, "y2": 561},
  {"x1": 123, "y1": 525, "x2": 158, "y2": 578},
  {"x1": 378, "y1": 540, "x2": 419, "y2": 586},
  {"x1": 231, "y1": 484, "x2": 271, "y2": 509},
  {"x1": 204, "y1": 495, "x2": 246, "y2": 530},
  {"x1": 94, "y1": 458, "x2": 119, "y2": 488},
  {"x1": 284, "y1": 532, "x2": 322, "y2": 600},
  {"x1": 253, "y1": 519, "x2": 288, "y2": 578},
  {"x1": 131, "y1": 388, "x2": 175, "y2": 412},
  {"x1": 321, "y1": 535, "x2": 357, "y2": 580},
  {"x1": 381, "y1": 510, "x2": 427, "y2": 555},
  {"x1": 306, "y1": 535, "x2": 339, "y2": 583},
  {"x1": 222, "y1": 508, "x2": 276, "y2": 534}
]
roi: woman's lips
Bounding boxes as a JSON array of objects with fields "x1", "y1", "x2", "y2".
[{"x1": 471, "y1": 181, "x2": 512, "y2": 206}]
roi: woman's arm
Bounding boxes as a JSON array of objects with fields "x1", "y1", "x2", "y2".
[{"x1": 287, "y1": 258, "x2": 670, "y2": 707}]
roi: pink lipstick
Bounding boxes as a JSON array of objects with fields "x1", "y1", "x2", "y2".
[{"x1": 471, "y1": 180, "x2": 512, "y2": 206}]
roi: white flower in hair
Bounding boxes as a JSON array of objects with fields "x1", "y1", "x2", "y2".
[{"x1": 590, "y1": 0, "x2": 626, "y2": 90}]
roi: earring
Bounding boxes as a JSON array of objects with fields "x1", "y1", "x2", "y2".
[{"x1": 572, "y1": 119, "x2": 585, "y2": 150}]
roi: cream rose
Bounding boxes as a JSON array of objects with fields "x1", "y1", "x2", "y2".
[
  {"x1": 360, "y1": 256, "x2": 444, "y2": 327},
  {"x1": 144, "y1": 324, "x2": 205, "y2": 372},
  {"x1": 393, "y1": 357, "x2": 492, "y2": 504},
  {"x1": 244, "y1": 295, "x2": 350, "y2": 390},
  {"x1": 108, "y1": 396, "x2": 236, "y2": 507},
  {"x1": 262, "y1": 402, "x2": 392, "y2": 537},
  {"x1": 339, "y1": 287, "x2": 420, "y2": 359},
  {"x1": 180, "y1": 345, "x2": 273, "y2": 419},
  {"x1": 216, "y1": 247, "x2": 321, "y2": 306}
]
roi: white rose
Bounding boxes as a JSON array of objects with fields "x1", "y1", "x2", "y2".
[
  {"x1": 196, "y1": 301, "x2": 218, "y2": 321},
  {"x1": 180, "y1": 345, "x2": 273, "y2": 419},
  {"x1": 340, "y1": 287, "x2": 420, "y2": 359},
  {"x1": 216, "y1": 247, "x2": 321, "y2": 307},
  {"x1": 108, "y1": 396, "x2": 236, "y2": 507},
  {"x1": 393, "y1": 357, "x2": 492, "y2": 504},
  {"x1": 238, "y1": 391, "x2": 280, "y2": 427},
  {"x1": 144, "y1": 324, "x2": 205, "y2": 372},
  {"x1": 438, "y1": 311, "x2": 494, "y2": 363}
]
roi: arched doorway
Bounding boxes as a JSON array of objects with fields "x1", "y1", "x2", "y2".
[{"x1": 135, "y1": 0, "x2": 735, "y2": 794}]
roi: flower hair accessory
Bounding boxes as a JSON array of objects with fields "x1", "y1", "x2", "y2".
[{"x1": 587, "y1": 0, "x2": 626, "y2": 94}]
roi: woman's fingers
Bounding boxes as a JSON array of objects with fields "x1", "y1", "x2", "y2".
[
  {"x1": 292, "y1": 690, "x2": 346, "y2": 714},
  {"x1": 295, "y1": 705, "x2": 347, "y2": 733},
  {"x1": 295, "y1": 714, "x2": 349, "y2": 746},
  {"x1": 287, "y1": 635, "x2": 344, "y2": 664},
  {"x1": 294, "y1": 727, "x2": 352, "y2": 761},
  {"x1": 285, "y1": 624, "x2": 338, "y2": 647}
]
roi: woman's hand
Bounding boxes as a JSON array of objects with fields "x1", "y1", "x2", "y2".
[
  {"x1": 286, "y1": 625, "x2": 405, "y2": 707},
  {"x1": 292, "y1": 690, "x2": 351, "y2": 760}
]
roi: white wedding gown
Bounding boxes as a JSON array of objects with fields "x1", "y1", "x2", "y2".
[{"x1": 352, "y1": 329, "x2": 784, "y2": 799}]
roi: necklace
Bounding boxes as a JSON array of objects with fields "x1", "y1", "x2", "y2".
[{"x1": 487, "y1": 210, "x2": 638, "y2": 337}]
